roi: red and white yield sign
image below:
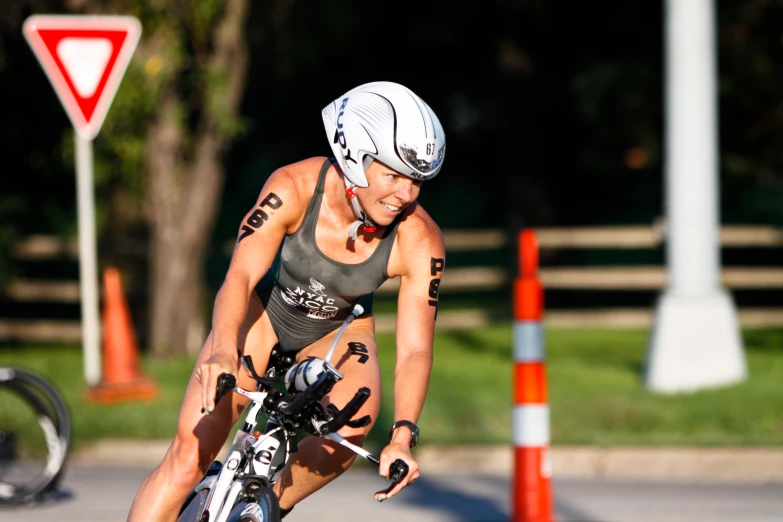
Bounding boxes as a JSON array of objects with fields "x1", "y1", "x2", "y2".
[{"x1": 23, "y1": 15, "x2": 141, "y2": 140}]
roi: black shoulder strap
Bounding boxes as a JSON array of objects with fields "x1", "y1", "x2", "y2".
[{"x1": 315, "y1": 158, "x2": 331, "y2": 193}]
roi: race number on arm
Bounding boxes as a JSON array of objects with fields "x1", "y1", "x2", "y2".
[{"x1": 226, "y1": 162, "x2": 311, "y2": 290}]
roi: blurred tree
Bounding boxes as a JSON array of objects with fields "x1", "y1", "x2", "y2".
[
  {"x1": 4, "y1": 0, "x2": 783, "y2": 348},
  {"x1": 64, "y1": 0, "x2": 250, "y2": 356},
  {"x1": 718, "y1": 0, "x2": 783, "y2": 225},
  {"x1": 0, "y1": 0, "x2": 72, "y2": 280}
]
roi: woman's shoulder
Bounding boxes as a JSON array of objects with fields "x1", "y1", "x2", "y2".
[
  {"x1": 279, "y1": 156, "x2": 331, "y2": 174},
  {"x1": 265, "y1": 156, "x2": 330, "y2": 199},
  {"x1": 385, "y1": 203, "x2": 445, "y2": 280},
  {"x1": 395, "y1": 203, "x2": 444, "y2": 250},
  {"x1": 272, "y1": 156, "x2": 330, "y2": 186}
]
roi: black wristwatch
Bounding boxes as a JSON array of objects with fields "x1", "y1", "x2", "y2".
[{"x1": 389, "y1": 420, "x2": 420, "y2": 447}]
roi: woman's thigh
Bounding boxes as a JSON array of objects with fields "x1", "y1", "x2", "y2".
[
  {"x1": 172, "y1": 291, "x2": 279, "y2": 468},
  {"x1": 295, "y1": 316, "x2": 382, "y2": 437}
]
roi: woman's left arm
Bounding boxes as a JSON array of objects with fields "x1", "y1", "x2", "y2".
[{"x1": 375, "y1": 214, "x2": 445, "y2": 500}]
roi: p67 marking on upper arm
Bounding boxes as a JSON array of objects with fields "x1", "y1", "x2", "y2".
[
  {"x1": 428, "y1": 257, "x2": 445, "y2": 319},
  {"x1": 238, "y1": 193, "x2": 283, "y2": 242}
]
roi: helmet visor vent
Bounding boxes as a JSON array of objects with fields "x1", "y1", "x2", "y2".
[{"x1": 399, "y1": 144, "x2": 446, "y2": 177}]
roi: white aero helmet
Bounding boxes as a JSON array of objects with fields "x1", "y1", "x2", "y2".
[{"x1": 322, "y1": 81, "x2": 446, "y2": 189}]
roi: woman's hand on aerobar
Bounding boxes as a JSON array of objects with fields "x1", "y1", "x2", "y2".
[
  {"x1": 375, "y1": 441, "x2": 419, "y2": 501},
  {"x1": 196, "y1": 351, "x2": 237, "y2": 414}
]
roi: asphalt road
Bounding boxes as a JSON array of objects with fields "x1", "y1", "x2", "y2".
[{"x1": 2, "y1": 465, "x2": 782, "y2": 522}]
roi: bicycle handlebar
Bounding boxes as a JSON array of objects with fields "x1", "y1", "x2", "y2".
[
  {"x1": 278, "y1": 370, "x2": 336, "y2": 417},
  {"x1": 324, "y1": 386, "x2": 370, "y2": 434},
  {"x1": 209, "y1": 369, "x2": 411, "y2": 502},
  {"x1": 201, "y1": 373, "x2": 237, "y2": 413},
  {"x1": 375, "y1": 459, "x2": 410, "y2": 500},
  {"x1": 323, "y1": 432, "x2": 410, "y2": 500}
]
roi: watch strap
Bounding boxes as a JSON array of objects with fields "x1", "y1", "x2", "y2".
[{"x1": 389, "y1": 420, "x2": 420, "y2": 447}]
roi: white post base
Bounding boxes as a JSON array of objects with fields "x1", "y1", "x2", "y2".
[{"x1": 645, "y1": 291, "x2": 747, "y2": 393}]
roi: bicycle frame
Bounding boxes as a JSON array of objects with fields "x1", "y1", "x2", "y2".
[
  {"x1": 179, "y1": 304, "x2": 407, "y2": 522},
  {"x1": 198, "y1": 388, "x2": 282, "y2": 522}
]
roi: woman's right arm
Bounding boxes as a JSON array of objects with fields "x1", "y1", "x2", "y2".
[{"x1": 198, "y1": 166, "x2": 302, "y2": 413}]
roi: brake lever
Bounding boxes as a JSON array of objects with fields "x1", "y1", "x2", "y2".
[
  {"x1": 320, "y1": 434, "x2": 410, "y2": 501},
  {"x1": 375, "y1": 459, "x2": 409, "y2": 501},
  {"x1": 201, "y1": 373, "x2": 237, "y2": 413}
]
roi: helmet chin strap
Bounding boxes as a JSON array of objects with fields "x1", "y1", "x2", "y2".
[{"x1": 344, "y1": 179, "x2": 377, "y2": 240}]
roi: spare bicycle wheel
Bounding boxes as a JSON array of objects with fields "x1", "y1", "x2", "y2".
[{"x1": 0, "y1": 368, "x2": 70, "y2": 505}]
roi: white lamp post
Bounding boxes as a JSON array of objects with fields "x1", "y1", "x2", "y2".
[{"x1": 645, "y1": 0, "x2": 747, "y2": 392}]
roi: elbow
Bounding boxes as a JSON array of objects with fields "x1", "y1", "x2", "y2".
[
  {"x1": 223, "y1": 267, "x2": 254, "y2": 292},
  {"x1": 214, "y1": 271, "x2": 255, "y2": 306},
  {"x1": 398, "y1": 349, "x2": 433, "y2": 368}
]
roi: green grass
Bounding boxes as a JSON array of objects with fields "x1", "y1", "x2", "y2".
[
  {"x1": 1, "y1": 327, "x2": 782, "y2": 451},
  {"x1": 0, "y1": 381, "x2": 52, "y2": 458},
  {"x1": 0, "y1": 345, "x2": 192, "y2": 453},
  {"x1": 546, "y1": 328, "x2": 783, "y2": 446}
]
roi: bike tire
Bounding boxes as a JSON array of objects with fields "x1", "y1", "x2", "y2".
[
  {"x1": 0, "y1": 368, "x2": 71, "y2": 505},
  {"x1": 225, "y1": 488, "x2": 281, "y2": 522},
  {"x1": 177, "y1": 460, "x2": 223, "y2": 522},
  {"x1": 177, "y1": 488, "x2": 210, "y2": 522}
]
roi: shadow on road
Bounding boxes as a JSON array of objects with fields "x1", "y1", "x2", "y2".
[
  {"x1": 0, "y1": 487, "x2": 75, "y2": 512},
  {"x1": 401, "y1": 474, "x2": 508, "y2": 521},
  {"x1": 399, "y1": 474, "x2": 602, "y2": 522}
]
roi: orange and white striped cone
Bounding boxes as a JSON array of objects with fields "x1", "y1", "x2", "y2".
[{"x1": 511, "y1": 229, "x2": 554, "y2": 522}]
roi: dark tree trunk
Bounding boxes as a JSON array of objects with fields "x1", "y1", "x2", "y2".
[{"x1": 145, "y1": 0, "x2": 249, "y2": 356}]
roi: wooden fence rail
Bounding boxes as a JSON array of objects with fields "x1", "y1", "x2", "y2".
[
  {"x1": 11, "y1": 225, "x2": 783, "y2": 258},
  {"x1": 3, "y1": 226, "x2": 783, "y2": 342}
]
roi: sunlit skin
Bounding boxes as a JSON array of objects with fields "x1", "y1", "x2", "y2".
[
  {"x1": 127, "y1": 156, "x2": 443, "y2": 521},
  {"x1": 354, "y1": 160, "x2": 423, "y2": 227}
]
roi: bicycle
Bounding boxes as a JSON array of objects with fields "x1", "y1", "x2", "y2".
[
  {"x1": 177, "y1": 304, "x2": 409, "y2": 522},
  {"x1": 0, "y1": 367, "x2": 70, "y2": 505}
]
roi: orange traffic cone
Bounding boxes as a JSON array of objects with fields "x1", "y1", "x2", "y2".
[{"x1": 86, "y1": 267, "x2": 158, "y2": 403}]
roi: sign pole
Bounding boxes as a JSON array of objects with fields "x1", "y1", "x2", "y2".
[
  {"x1": 75, "y1": 133, "x2": 101, "y2": 386},
  {"x1": 23, "y1": 15, "x2": 141, "y2": 386}
]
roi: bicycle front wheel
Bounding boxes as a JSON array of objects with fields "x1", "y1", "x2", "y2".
[
  {"x1": 226, "y1": 488, "x2": 281, "y2": 522},
  {"x1": 0, "y1": 368, "x2": 70, "y2": 505},
  {"x1": 177, "y1": 488, "x2": 210, "y2": 522}
]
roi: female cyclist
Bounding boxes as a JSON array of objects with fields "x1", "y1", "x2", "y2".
[{"x1": 127, "y1": 81, "x2": 447, "y2": 521}]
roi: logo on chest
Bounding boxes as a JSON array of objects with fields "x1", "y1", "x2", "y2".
[{"x1": 280, "y1": 277, "x2": 340, "y2": 320}]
